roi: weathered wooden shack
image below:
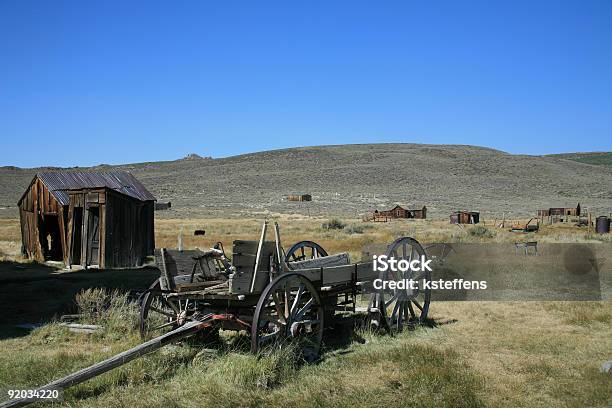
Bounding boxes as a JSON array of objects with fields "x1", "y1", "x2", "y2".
[
  {"x1": 18, "y1": 171, "x2": 155, "y2": 268},
  {"x1": 537, "y1": 203, "x2": 580, "y2": 217},
  {"x1": 450, "y1": 211, "x2": 480, "y2": 224},
  {"x1": 374, "y1": 205, "x2": 427, "y2": 221},
  {"x1": 287, "y1": 194, "x2": 312, "y2": 202}
]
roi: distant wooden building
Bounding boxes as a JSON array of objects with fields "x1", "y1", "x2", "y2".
[
  {"x1": 537, "y1": 203, "x2": 580, "y2": 217},
  {"x1": 18, "y1": 171, "x2": 155, "y2": 268},
  {"x1": 287, "y1": 194, "x2": 312, "y2": 202},
  {"x1": 450, "y1": 211, "x2": 480, "y2": 224},
  {"x1": 374, "y1": 205, "x2": 427, "y2": 221},
  {"x1": 154, "y1": 201, "x2": 172, "y2": 211}
]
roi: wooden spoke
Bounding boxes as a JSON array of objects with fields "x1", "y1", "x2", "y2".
[
  {"x1": 295, "y1": 298, "x2": 314, "y2": 321},
  {"x1": 148, "y1": 306, "x2": 175, "y2": 318},
  {"x1": 284, "y1": 288, "x2": 290, "y2": 318},
  {"x1": 407, "y1": 301, "x2": 416, "y2": 319},
  {"x1": 259, "y1": 329, "x2": 280, "y2": 345},
  {"x1": 396, "y1": 303, "x2": 404, "y2": 329},
  {"x1": 150, "y1": 320, "x2": 178, "y2": 331},
  {"x1": 271, "y1": 292, "x2": 287, "y2": 324},
  {"x1": 290, "y1": 284, "x2": 305, "y2": 315},
  {"x1": 385, "y1": 292, "x2": 399, "y2": 308}
]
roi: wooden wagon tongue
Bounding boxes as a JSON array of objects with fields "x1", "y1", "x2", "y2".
[{"x1": 0, "y1": 319, "x2": 211, "y2": 408}]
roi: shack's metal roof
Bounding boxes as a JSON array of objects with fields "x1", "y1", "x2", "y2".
[{"x1": 23, "y1": 171, "x2": 156, "y2": 205}]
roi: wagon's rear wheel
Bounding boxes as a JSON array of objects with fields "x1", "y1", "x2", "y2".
[
  {"x1": 285, "y1": 241, "x2": 328, "y2": 265},
  {"x1": 373, "y1": 237, "x2": 431, "y2": 332},
  {"x1": 251, "y1": 272, "x2": 324, "y2": 362},
  {"x1": 424, "y1": 243, "x2": 456, "y2": 264},
  {"x1": 140, "y1": 280, "x2": 184, "y2": 340}
]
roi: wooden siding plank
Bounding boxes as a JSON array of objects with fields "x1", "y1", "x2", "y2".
[{"x1": 321, "y1": 264, "x2": 354, "y2": 285}]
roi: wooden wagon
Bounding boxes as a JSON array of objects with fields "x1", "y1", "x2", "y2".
[
  {"x1": 140, "y1": 221, "x2": 432, "y2": 360},
  {"x1": 1, "y1": 222, "x2": 433, "y2": 408}
]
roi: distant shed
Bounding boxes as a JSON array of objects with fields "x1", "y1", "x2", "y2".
[
  {"x1": 155, "y1": 201, "x2": 172, "y2": 211},
  {"x1": 537, "y1": 203, "x2": 580, "y2": 217},
  {"x1": 374, "y1": 205, "x2": 427, "y2": 221},
  {"x1": 287, "y1": 194, "x2": 312, "y2": 202},
  {"x1": 17, "y1": 171, "x2": 155, "y2": 268},
  {"x1": 450, "y1": 211, "x2": 480, "y2": 224}
]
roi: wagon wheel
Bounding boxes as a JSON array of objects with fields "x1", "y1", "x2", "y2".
[
  {"x1": 251, "y1": 272, "x2": 324, "y2": 362},
  {"x1": 140, "y1": 279, "x2": 186, "y2": 340},
  {"x1": 285, "y1": 241, "x2": 328, "y2": 266},
  {"x1": 424, "y1": 243, "x2": 456, "y2": 264},
  {"x1": 373, "y1": 237, "x2": 431, "y2": 332}
]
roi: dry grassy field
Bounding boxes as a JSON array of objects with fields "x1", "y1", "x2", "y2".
[{"x1": 0, "y1": 216, "x2": 611, "y2": 407}]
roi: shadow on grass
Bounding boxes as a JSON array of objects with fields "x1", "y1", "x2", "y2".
[
  {"x1": 320, "y1": 313, "x2": 458, "y2": 359},
  {"x1": 0, "y1": 260, "x2": 160, "y2": 339}
]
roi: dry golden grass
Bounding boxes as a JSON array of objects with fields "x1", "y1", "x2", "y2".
[
  {"x1": 153, "y1": 216, "x2": 611, "y2": 263},
  {"x1": 429, "y1": 301, "x2": 611, "y2": 407},
  {"x1": 1, "y1": 216, "x2": 608, "y2": 261},
  {"x1": 0, "y1": 218, "x2": 22, "y2": 260}
]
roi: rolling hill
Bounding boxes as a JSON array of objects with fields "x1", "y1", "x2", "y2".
[{"x1": 1, "y1": 144, "x2": 611, "y2": 219}]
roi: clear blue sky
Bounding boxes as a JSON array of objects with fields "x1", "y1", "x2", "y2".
[{"x1": 1, "y1": 1, "x2": 611, "y2": 167}]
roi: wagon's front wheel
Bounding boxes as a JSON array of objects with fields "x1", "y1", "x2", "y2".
[
  {"x1": 140, "y1": 279, "x2": 183, "y2": 340},
  {"x1": 251, "y1": 272, "x2": 324, "y2": 362}
]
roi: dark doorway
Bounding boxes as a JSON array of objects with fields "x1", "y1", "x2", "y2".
[
  {"x1": 38, "y1": 214, "x2": 62, "y2": 261},
  {"x1": 71, "y1": 208, "x2": 83, "y2": 265},
  {"x1": 86, "y1": 206, "x2": 100, "y2": 266}
]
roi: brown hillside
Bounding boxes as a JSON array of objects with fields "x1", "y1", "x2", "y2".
[{"x1": 1, "y1": 144, "x2": 611, "y2": 219}]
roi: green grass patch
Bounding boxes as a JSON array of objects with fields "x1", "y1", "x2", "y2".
[
  {"x1": 468, "y1": 226, "x2": 495, "y2": 239},
  {"x1": 550, "y1": 152, "x2": 612, "y2": 166},
  {"x1": 322, "y1": 218, "x2": 346, "y2": 231}
]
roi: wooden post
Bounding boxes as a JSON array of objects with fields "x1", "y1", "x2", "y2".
[
  {"x1": 273, "y1": 222, "x2": 286, "y2": 274},
  {"x1": 250, "y1": 221, "x2": 268, "y2": 293},
  {"x1": 82, "y1": 203, "x2": 89, "y2": 269},
  {"x1": 160, "y1": 248, "x2": 175, "y2": 291}
]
